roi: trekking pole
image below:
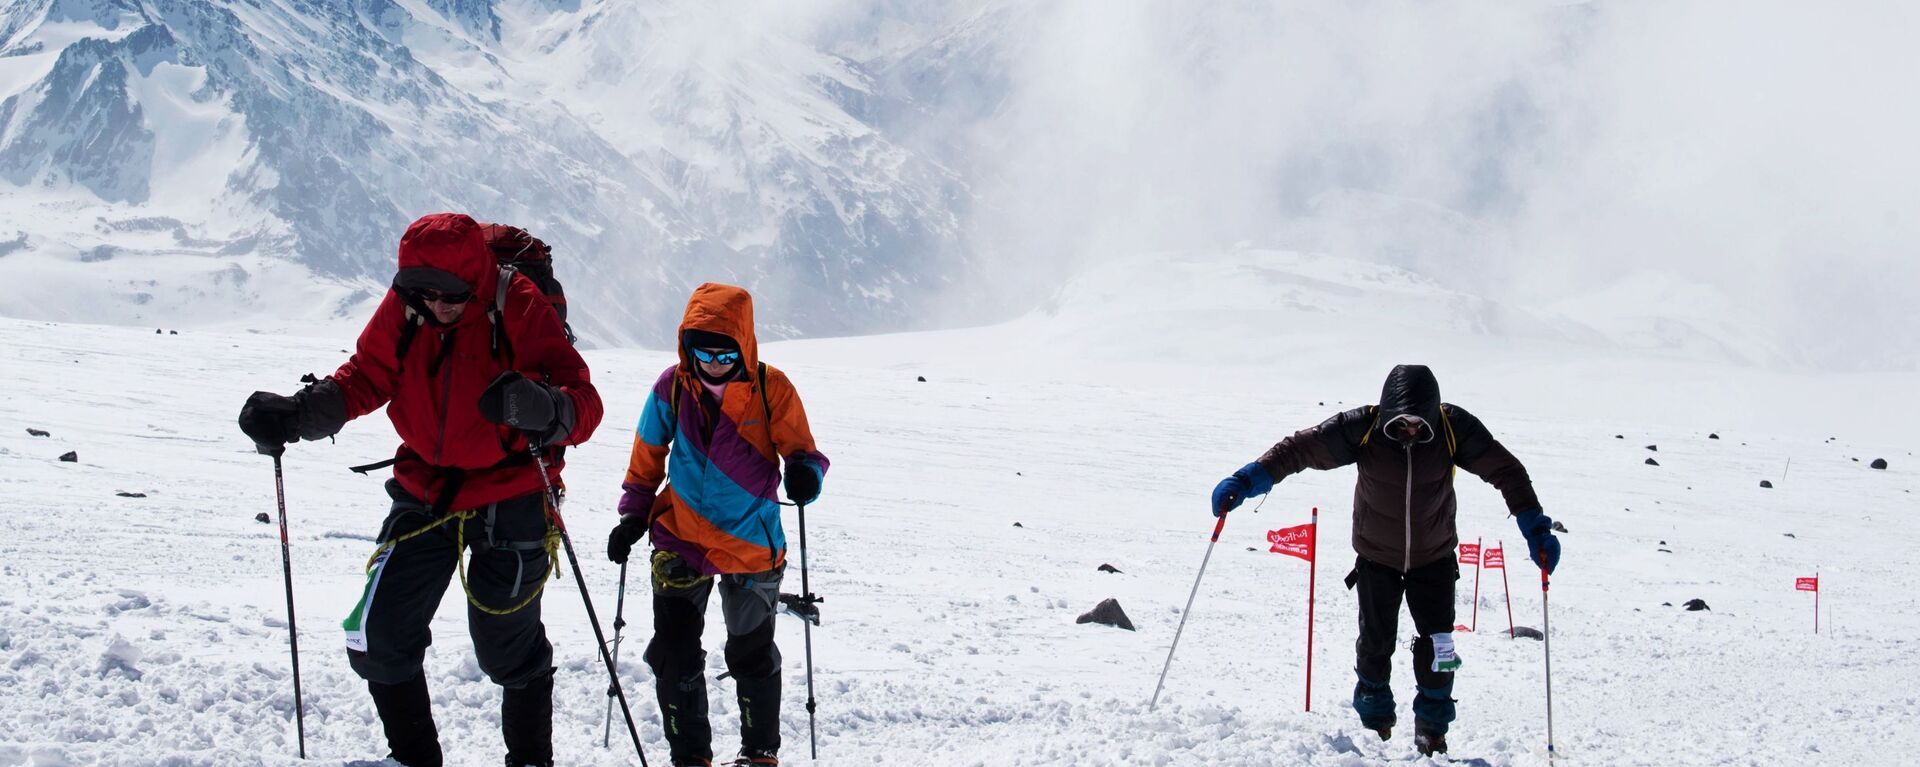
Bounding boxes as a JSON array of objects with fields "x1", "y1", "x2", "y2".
[
  {"x1": 266, "y1": 448, "x2": 308, "y2": 758},
  {"x1": 796, "y1": 501, "x2": 821, "y2": 759},
  {"x1": 1541, "y1": 565, "x2": 1555, "y2": 762},
  {"x1": 1150, "y1": 510, "x2": 1231, "y2": 710},
  {"x1": 528, "y1": 444, "x2": 651, "y2": 767},
  {"x1": 603, "y1": 561, "x2": 629, "y2": 749}
]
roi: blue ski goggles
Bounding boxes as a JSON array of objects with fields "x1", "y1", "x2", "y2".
[{"x1": 690, "y1": 347, "x2": 742, "y2": 366}]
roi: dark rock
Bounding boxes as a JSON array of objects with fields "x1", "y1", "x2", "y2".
[
  {"x1": 58, "y1": 451, "x2": 77, "y2": 462},
  {"x1": 1760, "y1": 480, "x2": 1773, "y2": 488},
  {"x1": 1645, "y1": 458, "x2": 1659, "y2": 466},
  {"x1": 1016, "y1": 472, "x2": 1022, "y2": 476},
  {"x1": 168, "y1": 330, "x2": 177, "y2": 335},
  {"x1": 1683, "y1": 599, "x2": 1710, "y2": 612},
  {"x1": 255, "y1": 512, "x2": 271, "y2": 524},
  {"x1": 1012, "y1": 522, "x2": 1023, "y2": 528},
  {"x1": 1661, "y1": 602, "x2": 1673, "y2": 607},
  {"x1": 154, "y1": 328, "x2": 162, "y2": 334},
  {"x1": 1659, "y1": 540, "x2": 1666, "y2": 545},
  {"x1": 1076, "y1": 598, "x2": 1135, "y2": 631},
  {"x1": 115, "y1": 491, "x2": 146, "y2": 498},
  {"x1": 916, "y1": 376, "x2": 926, "y2": 382},
  {"x1": 1097, "y1": 564, "x2": 1123, "y2": 574},
  {"x1": 26, "y1": 428, "x2": 49, "y2": 437},
  {"x1": 1708, "y1": 433, "x2": 1720, "y2": 439},
  {"x1": 1871, "y1": 458, "x2": 1889, "y2": 470},
  {"x1": 1551, "y1": 521, "x2": 1568, "y2": 533},
  {"x1": 1245, "y1": 547, "x2": 1256, "y2": 552},
  {"x1": 1645, "y1": 444, "x2": 1658, "y2": 452},
  {"x1": 1510, "y1": 626, "x2": 1545, "y2": 640},
  {"x1": 1783, "y1": 533, "x2": 1796, "y2": 538},
  {"x1": 1851, "y1": 458, "x2": 1858, "y2": 462},
  {"x1": 1615, "y1": 435, "x2": 1624, "y2": 439},
  {"x1": 1658, "y1": 548, "x2": 1672, "y2": 553}
]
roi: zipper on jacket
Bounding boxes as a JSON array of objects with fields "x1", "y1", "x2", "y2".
[
  {"x1": 1403, "y1": 442, "x2": 1414, "y2": 572},
  {"x1": 433, "y1": 331, "x2": 455, "y2": 465}
]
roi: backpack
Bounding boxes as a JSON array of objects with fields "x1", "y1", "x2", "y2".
[{"x1": 480, "y1": 223, "x2": 575, "y2": 345}]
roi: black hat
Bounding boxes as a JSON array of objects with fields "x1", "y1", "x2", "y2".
[{"x1": 682, "y1": 328, "x2": 739, "y2": 352}]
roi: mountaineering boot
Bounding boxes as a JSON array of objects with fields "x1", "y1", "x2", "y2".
[
  {"x1": 1415, "y1": 729, "x2": 1449, "y2": 756},
  {"x1": 735, "y1": 672, "x2": 783, "y2": 757},
  {"x1": 368, "y1": 673, "x2": 443, "y2": 767},
  {"x1": 728, "y1": 749, "x2": 779, "y2": 766},
  {"x1": 657, "y1": 669, "x2": 714, "y2": 765},
  {"x1": 501, "y1": 669, "x2": 555, "y2": 767}
]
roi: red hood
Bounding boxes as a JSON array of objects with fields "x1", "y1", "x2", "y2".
[{"x1": 395, "y1": 213, "x2": 498, "y2": 315}]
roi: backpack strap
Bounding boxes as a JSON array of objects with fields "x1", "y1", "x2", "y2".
[
  {"x1": 394, "y1": 307, "x2": 424, "y2": 375},
  {"x1": 1358, "y1": 406, "x2": 1380, "y2": 447},
  {"x1": 489, "y1": 266, "x2": 515, "y2": 363}
]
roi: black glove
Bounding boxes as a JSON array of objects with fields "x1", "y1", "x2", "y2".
[
  {"x1": 607, "y1": 515, "x2": 649, "y2": 564},
  {"x1": 238, "y1": 378, "x2": 347, "y2": 454},
  {"x1": 239, "y1": 391, "x2": 298, "y2": 453},
  {"x1": 479, "y1": 371, "x2": 571, "y2": 442},
  {"x1": 784, "y1": 460, "x2": 822, "y2": 505}
]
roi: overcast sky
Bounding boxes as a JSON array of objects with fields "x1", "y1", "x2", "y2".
[{"x1": 842, "y1": 0, "x2": 1920, "y2": 370}]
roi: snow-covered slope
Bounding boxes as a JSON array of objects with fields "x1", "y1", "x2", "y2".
[{"x1": 2, "y1": 291, "x2": 1915, "y2": 764}]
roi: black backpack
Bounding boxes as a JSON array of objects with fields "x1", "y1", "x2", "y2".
[{"x1": 481, "y1": 223, "x2": 575, "y2": 345}]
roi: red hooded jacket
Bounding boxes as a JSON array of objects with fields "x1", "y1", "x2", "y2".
[{"x1": 329, "y1": 213, "x2": 603, "y2": 511}]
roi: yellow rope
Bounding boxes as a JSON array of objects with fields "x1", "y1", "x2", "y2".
[{"x1": 360, "y1": 506, "x2": 562, "y2": 617}]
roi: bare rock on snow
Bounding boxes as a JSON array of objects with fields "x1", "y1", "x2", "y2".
[
  {"x1": 1871, "y1": 458, "x2": 1889, "y2": 470},
  {"x1": 916, "y1": 375, "x2": 926, "y2": 382},
  {"x1": 1012, "y1": 522, "x2": 1023, "y2": 528},
  {"x1": 1684, "y1": 598, "x2": 1711, "y2": 611},
  {"x1": 26, "y1": 428, "x2": 49, "y2": 437},
  {"x1": 1645, "y1": 458, "x2": 1660, "y2": 466},
  {"x1": 1645, "y1": 444, "x2": 1659, "y2": 452},
  {"x1": 1510, "y1": 626, "x2": 1544, "y2": 640},
  {"x1": 1097, "y1": 564, "x2": 1123, "y2": 574},
  {"x1": 58, "y1": 451, "x2": 77, "y2": 462},
  {"x1": 255, "y1": 512, "x2": 271, "y2": 524},
  {"x1": 115, "y1": 491, "x2": 146, "y2": 498},
  {"x1": 1615, "y1": 434, "x2": 1624, "y2": 439},
  {"x1": 1760, "y1": 480, "x2": 1774, "y2": 488},
  {"x1": 1783, "y1": 533, "x2": 1796, "y2": 538},
  {"x1": 1552, "y1": 520, "x2": 1569, "y2": 533},
  {"x1": 1709, "y1": 433, "x2": 1720, "y2": 439},
  {"x1": 1077, "y1": 598, "x2": 1135, "y2": 631}
]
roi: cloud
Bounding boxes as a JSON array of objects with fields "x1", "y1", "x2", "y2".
[{"x1": 948, "y1": 0, "x2": 1920, "y2": 369}]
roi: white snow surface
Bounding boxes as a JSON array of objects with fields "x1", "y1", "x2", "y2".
[{"x1": 2, "y1": 291, "x2": 1918, "y2": 764}]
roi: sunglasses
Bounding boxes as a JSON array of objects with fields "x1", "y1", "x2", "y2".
[
  {"x1": 410, "y1": 287, "x2": 472, "y2": 305},
  {"x1": 690, "y1": 347, "x2": 741, "y2": 365}
]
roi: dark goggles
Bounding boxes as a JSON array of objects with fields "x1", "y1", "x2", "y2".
[
  {"x1": 409, "y1": 287, "x2": 473, "y2": 305},
  {"x1": 690, "y1": 347, "x2": 741, "y2": 365}
]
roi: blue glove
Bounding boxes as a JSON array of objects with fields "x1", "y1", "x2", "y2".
[
  {"x1": 1210, "y1": 462, "x2": 1274, "y2": 517},
  {"x1": 1514, "y1": 509, "x2": 1560, "y2": 573}
]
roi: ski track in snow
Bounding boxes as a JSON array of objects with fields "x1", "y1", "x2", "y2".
[{"x1": 1, "y1": 318, "x2": 1917, "y2": 766}]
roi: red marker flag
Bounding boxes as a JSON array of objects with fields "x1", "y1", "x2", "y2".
[
  {"x1": 1458, "y1": 542, "x2": 1481, "y2": 565},
  {"x1": 1268, "y1": 523, "x2": 1315, "y2": 562},
  {"x1": 1484, "y1": 547, "x2": 1505, "y2": 569},
  {"x1": 1796, "y1": 577, "x2": 1819, "y2": 592}
]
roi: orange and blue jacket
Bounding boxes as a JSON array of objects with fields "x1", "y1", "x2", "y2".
[{"x1": 622, "y1": 284, "x2": 829, "y2": 575}]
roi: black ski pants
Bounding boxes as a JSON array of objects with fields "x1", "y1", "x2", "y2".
[
  {"x1": 1351, "y1": 554, "x2": 1458, "y2": 730},
  {"x1": 347, "y1": 480, "x2": 554, "y2": 689},
  {"x1": 644, "y1": 550, "x2": 784, "y2": 763}
]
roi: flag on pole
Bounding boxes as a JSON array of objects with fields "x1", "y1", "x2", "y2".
[
  {"x1": 1458, "y1": 542, "x2": 1481, "y2": 565},
  {"x1": 1795, "y1": 577, "x2": 1819, "y2": 592},
  {"x1": 1484, "y1": 547, "x2": 1505, "y2": 569},
  {"x1": 1268, "y1": 523, "x2": 1315, "y2": 562}
]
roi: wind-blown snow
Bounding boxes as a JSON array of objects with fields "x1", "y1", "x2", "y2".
[{"x1": 1, "y1": 282, "x2": 1915, "y2": 764}]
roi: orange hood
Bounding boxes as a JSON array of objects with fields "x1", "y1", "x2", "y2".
[{"x1": 677, "y1": 283, "x2": 759, "y2": 375}]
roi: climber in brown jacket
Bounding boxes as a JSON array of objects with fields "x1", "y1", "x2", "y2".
[{"x1": 1208, "y1": 364, "x2": 1561, "y2": 756}]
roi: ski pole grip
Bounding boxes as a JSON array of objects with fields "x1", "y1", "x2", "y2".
[{"x1": 1209, "y1": 513, "x2": 1228, "y2": 542}]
